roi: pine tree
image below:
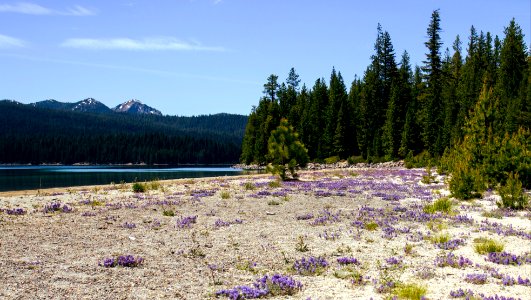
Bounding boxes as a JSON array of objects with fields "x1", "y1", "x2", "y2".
[
  {"x1": 498, "y1": 19, "x2": 528, "y2": 133},
  {"x1": 421, "y1": 9, "x2": 444, "y2": 155},
  {"x1": 383, "y1": 51, "x2": 413, "y2": 159},
  {"x1": 266, "y1": 118, "x2": 309, "y2": 180}
]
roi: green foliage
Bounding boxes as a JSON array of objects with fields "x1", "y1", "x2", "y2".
[
  {"x1": 474, "y1": 238, "x2": 504, "y2": 254},
  {"x1": 431, "y1": 233, "x2": 450, "y2": 244},
  {"x1": 243, "y1": 182, "x2": 255, "y2": 190},
  {"x1": 162, "y1": 210, "x2": 175, "y2": 217},
  {"x1": 365, "y1": 222, "x2": 379, "y2": 231},
  {"x1": 497, "y1": 172, "x2": 528, "y2": 210},
  {"x1": 324, "y1": 156, "x2": 340, "y2": 164},
  {"x1": 238, "y1": 16, "x2": 528, "y2": 183},
  {"x1": 220, "y1": 191, "x2": 231, "y2": 199},
  {"x1": 423, "y1": 197, "x2": 453, "y2": 214},
  {"x1": 404, "y1": 151, "x2": 434, "y2": 168},
  {"x1": 347, "y1": 155, "x2": 365, "y2": 165},
  {"x1": 0, "y1": 101, "x2": 245, "y2": 165},
  {"x1": 132, "y1": 182, "x2": 146, "y2": 193},
  {"x1": 266, "y1": 118, "x2": 309, "y2": 180},
  {"x1": 393, "y1": 283, "x2": 427, "y2": 300},
  {"x1": 448, "y1": 165, "x2": 483, "y2": 200}
]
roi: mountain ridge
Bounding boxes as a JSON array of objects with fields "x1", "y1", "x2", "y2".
[{"x1": 27, "y1": 98, "x2": 162, "y2": 116}]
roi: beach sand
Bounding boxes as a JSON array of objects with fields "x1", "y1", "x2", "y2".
[{"x1": 0, "y1": 168, "x2": 529, "y2": 299}]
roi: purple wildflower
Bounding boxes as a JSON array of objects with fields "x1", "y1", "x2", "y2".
[
  {"x1": 337, "y1": 257, "x2": 360, "y2": 265},
  {"x1": 176, "y1": 215, "x2": 197, "y2": 229},
  {"x1": 464, "y1": 273, "x2": 488, "y2": 284},
  {"x1": 293, "y1": 256, "x2": 329, "y2": 275}
]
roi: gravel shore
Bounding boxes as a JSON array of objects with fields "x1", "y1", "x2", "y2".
[{"x1": 1, "y1": 168, "x2": 529, "y2": 299}]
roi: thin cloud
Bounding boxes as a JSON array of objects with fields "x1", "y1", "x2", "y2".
[
  {"x1": 1, "y1": 53, "x2": 259, "y2": 85},
  {"x1": 61, "y1": 37, "x2": 226, "y2": 52},
  {"x1": 0, "y1": 2, "x2": 95, "y2": 16},
  {"x1": 0, "y1": 34, "x2": 25, "y2": 48},
  {"x1": 213, "y1": 0, "x2": 223, "y2": 5}
]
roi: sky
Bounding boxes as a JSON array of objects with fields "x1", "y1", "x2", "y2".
[{"x1": 0, "y1": 0, "x2": 529, "y2": 116}]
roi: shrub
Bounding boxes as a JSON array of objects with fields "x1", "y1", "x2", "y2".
[
  {"x1": 424, "y1": 197, "x2": 453, "y2": 214},
  {"x1": 347, "y1": 155, "x2": 365, "y2": 165},
  {"x1": 220, "y1": 191, "x2": 231, "y2": 199},
  {"x1": 497, "y1": 172, "x2": 528, "y2": 210},
  {"x1": 365, "y1": 221, "x2": 379, "y2": 231},
  {"x1": 132, "y1": 182, "x2": 146, "y2": 193},
  {"x1": 449, "y1": 166, "x2": 483, "y2": 200},
  {"x1": 474, "y1": 238, "x2": 504, "y2": 254},
  {"x1": 243, "y1": 182, "x2": 256, "y2": 190},
  {"x1": 162, "y1": 210, "x2": 175, "y2": 217},
  {"x1": 266, "y1": 118, "x2": 309, "y2": 181},
  {"x1": 148, "y1": 180, "x2": 161, "y2": 190},
  {"x1": 324, "y1": 156, "x2": 340, "y2": 164},
  {"x1": 394, "y1": 283, "x2": 427, "y2": 300}
]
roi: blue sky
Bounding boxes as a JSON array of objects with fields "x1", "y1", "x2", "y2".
[{"x1": 0, "y1": 0, "x2": 529, "y2": 116}]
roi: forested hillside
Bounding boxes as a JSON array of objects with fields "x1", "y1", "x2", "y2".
[
  {"x1": 0, "y1": 101, "x2": 247, "y2": 164},
  {"x1": 240, "y1": 12, "x2": 529, "y2": 169}
]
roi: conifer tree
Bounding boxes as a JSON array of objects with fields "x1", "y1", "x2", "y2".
[
  {"x1": 498, "y1": 19, "x2": 528, "y2": 133},
  {"x1": 266, "y1": 118, "x2": 309, "y2": 180},
  {"x1": 421, "y1": 9, "x2": 444, "y2": 155}
]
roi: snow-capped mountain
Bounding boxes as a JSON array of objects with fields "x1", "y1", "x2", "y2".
[
  {"x1": 31, "y1": 98, "x2": 112, "y2": 113},
  {"x1": 112, "y1": 99, "x2": 162, "y2": 116},
  {"x1": 71, "y1": 98, "x2": 112, "y2": 113}
]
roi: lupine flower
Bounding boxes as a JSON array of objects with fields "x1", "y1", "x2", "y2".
[
  {"x1": 293, "y1": 256, "x2": 329, "y2": 275},
  {"x1": 337, "y1": 257, "x2": 360, "y2": 265},
  {"x1": 464, "y1": 273, "x2": 487, "y2": 284},
  {"x1": 6, "y1": 208, "x2": 26, "y2": 215},
  {"x1": 176, "y1": 215, "x2": 197, "y2": 229},
  {"x1": 99, "y1": 255, "x2": 143, "y2": 268},
  {"x1": 216, "y1": 273, "x2": 302, "y2": 299}
]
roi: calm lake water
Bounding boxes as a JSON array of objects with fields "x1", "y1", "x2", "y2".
[{"x1": 0, "y1": 165, "x2": 245, "y2": 192}]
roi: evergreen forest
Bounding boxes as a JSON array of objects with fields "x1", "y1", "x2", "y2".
[
  {"x1": 0, "y1": 101, "x2": 247, "y2": 165},
  {"x1": 240, "y1": 11, "x2": 529, "y2": 189}
]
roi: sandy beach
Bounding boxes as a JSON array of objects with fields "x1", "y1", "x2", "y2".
[{"x1": 0, "y1": 168, "x2": 529, "y2": 299}]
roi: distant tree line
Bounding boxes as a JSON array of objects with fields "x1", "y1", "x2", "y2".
[
  {"x1": 0, "y1": 102, "x2": 247, "y2": 164},
  {"x1": 241, "y1": 11, "x2": 529, "y2": 168}
]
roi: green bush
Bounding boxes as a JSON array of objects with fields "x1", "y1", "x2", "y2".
[
  {"x1": 474, "y1": 238, "x2": 504, "y2": 254},
  {"x1": 347, "y1": 155, "x2": 365, "y2": 165},
  {"x1": 324, "y1": 156, "x2": 340, "y2": 164},
  {"x1": 497, "y1": 172, "x2": 528, "y2": 210},
  {"x1": 132, "y1": 182, "x2": 146, "y2": 193},
  {"x1": 163, "y1": 210, "x2": 175, "y2": 217},
  {"x1": 404, "y1": 150, "x2": 435, "y2": 168},
  {"x1": 423, "y1": 197, "x2": 453, "y2": 214},
  {"x1": 449, "y1": 166, "x2": 483, "y2": 200},
  {"x1": 394, "y1": 283, "x2": 427, "y2": 300}
]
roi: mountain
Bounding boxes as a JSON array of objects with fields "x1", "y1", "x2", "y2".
[
  {"x1": 71, "y1": 98, "x2": 113, "y2": 113},
  {"x1": 31, "y1": 99, "x2": 72, "y2": 111},
  {"x1": 31, "y1": 98, "x2": 112, "y2": 114},
  {"x1": 113, "y1": 99, "x2": 162, "y2": 116},
  {"x1": 0, "y1": 100, "x2": 248, "y2": 165}
]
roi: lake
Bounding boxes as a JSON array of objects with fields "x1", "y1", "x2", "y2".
[{"x1": 0, "y1": 165, "x2": 246, "y2": 192}]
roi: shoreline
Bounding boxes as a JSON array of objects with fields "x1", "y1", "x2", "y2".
[{"x1": 0, "y1": 167, "x2": 529, "y2": 299}]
